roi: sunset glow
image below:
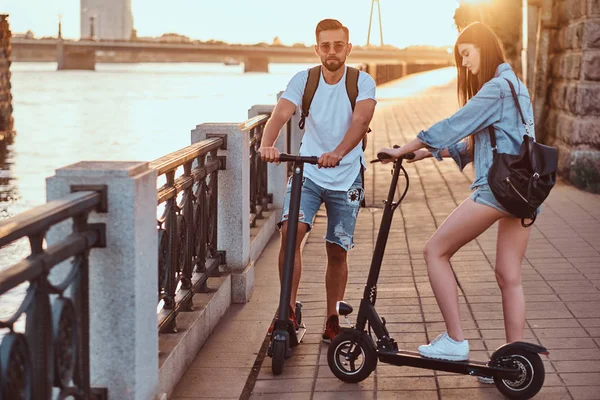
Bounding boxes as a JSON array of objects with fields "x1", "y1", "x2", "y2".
[{"x1": 3, "y1": 0, "x2": 461, "y2": 49}]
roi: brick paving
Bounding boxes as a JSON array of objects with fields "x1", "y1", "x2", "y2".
[{"x1": 171, "y1": 68, "x2": 600, "y2": 400}]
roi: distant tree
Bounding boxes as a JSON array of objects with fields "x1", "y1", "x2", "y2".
[{"x1": 453, "y1": 0, "x2": 522, "y2": 74}]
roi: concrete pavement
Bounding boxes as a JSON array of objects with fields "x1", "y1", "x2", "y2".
[{"x1": 171, "y1": 67, "x2": 600, "y2": 400}]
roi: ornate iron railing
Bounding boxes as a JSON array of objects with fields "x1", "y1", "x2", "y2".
[
  {"x1": 0, "y1": 187, "x2": 108, "y2": 400},
  {"x1": 240, "y1": 114, "x2": 272, "y2": 228},
  {"x1": 149, "y1": 137, "x2": 226, "y2": 334}
]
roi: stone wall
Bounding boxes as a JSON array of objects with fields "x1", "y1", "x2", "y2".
[
  {"x1": 543, "y1": 0, "x2": 600, "y2": 192},
  {"x1": 0, "y1": 15, "x2": 13, "y2": 138}
]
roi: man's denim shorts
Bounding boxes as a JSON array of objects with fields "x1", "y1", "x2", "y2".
[
  {"x1": 469, "y1": 184, "x2": 541, "y2": 217},
  {"x1": 278, "y1": 173, "x2": 363, "y2": 251}
]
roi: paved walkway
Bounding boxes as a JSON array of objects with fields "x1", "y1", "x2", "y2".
[{"x1": 171, "y1": 68, "x2": 600, "y2": 400}]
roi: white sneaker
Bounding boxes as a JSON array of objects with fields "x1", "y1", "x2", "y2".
[
  {"x1": 477, "y1": 376, "x2": 494, "y2": 384},
  {"x1": 418, "y1": 332, "x2": 469, "y2": 361}
]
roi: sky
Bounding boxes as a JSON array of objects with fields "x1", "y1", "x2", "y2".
[{"x1": 2, "y1": 0, "x2": 466, "y2": 49}]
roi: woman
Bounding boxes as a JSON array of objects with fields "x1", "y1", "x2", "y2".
[{"x1": 378, "y1": 22, "x2": 537, "y2": 372}]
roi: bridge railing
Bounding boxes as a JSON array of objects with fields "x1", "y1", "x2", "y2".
[
  {"x1": 148, "y1": 137, "x2": 226, "y2": 334},
  {"x1": 240, "y1": 114, "x2": 272, "y2": 227},
  {"x1": 0, "y1": 188, "x2": 108, "y2": 399}
]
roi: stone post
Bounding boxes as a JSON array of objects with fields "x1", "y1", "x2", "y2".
[
  {"x1": 46, "y1": 161, "x2": 158, "y2": 400},
  {"x1": 191, "y1": 124, "x2": 252, "y2": 303}
]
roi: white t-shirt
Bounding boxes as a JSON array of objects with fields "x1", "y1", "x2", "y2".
[{"x1": 280, "y1": 66, "x2": 376, "y2": 191}]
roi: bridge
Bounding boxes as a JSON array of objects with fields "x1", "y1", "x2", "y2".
[{"x1": 10, "y1": 37, "x2": 454, "y2": 72}]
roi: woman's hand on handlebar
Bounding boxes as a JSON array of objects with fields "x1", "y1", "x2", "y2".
[
  {"x1": 406, "y1": 149, "x2": 430, "y2": 163},
  {"x1": 376, "y1": 147, "x2": 403, "y2": 164},
  {"x1": 258, "y1": 146, "x2": 280, "y2": 164},
  {"x1": 318, "y1": 151, "x2": 342, "y2": 168}
]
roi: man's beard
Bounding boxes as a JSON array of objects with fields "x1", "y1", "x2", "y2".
[{"x1": 322, "y1": 57, "x2": 344, "y2": 72}]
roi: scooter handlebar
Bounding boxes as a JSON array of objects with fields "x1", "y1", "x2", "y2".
[
  {"x1": 263, "y1": 152, "x2": 340, "y2": 166},
  {"x1": 370, "y1": 145, "x2": 415, "y2": 163},
  {"x1": 278, "y1": 153, "x2": 320, "y2": 164}
]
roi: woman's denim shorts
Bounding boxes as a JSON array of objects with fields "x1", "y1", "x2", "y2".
[{"x1": 469, "y1": 184, "x2": 541, "y2": 217}]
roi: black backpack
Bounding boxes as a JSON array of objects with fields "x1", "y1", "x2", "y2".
[
  {"x1": 298, "y1": 65, "x2": 370, "y2": 207},
  {"x1": 487, "y1": 78, "x2": 558, "y2": 227}
]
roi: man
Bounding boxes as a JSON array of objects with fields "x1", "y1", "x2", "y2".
[{"x1": 259, "y1": 19, "x2": 377, "y2": 342}]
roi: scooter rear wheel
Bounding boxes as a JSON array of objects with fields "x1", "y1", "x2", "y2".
[
  {"x1": 328, "y1": 332, "x2": 377, "y2": 383},
  {"x1": 492, "y1": 348, "x2": 545, "y2": 399}
]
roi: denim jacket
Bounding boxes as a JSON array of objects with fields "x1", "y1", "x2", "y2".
[{"x1": 416, "y1": 63, "x2": 535, "y2": 190}]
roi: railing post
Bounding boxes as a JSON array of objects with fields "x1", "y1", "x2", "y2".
[
  {"x1": 45, "y1": 161, "x2": 158, "y2": 400},
  {"x1": 191, "y1": 124, "x2": 252, "y2": 303}
]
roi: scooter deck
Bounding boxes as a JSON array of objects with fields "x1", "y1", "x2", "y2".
[
  {"x1": 290, "y1": 324, "x2": 307, "y2": 347},
  {"x1": 378, "y1": 349, "x2": 518, "y2": 378}
]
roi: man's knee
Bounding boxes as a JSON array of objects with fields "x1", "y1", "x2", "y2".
[
  {"x1": 326, "y1": 242, "x2": 348, "y2": 266},
  {"x1": 281, "y1": 221, "x2": 309, "y2": 248}
]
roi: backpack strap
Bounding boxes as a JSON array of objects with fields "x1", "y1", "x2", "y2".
[
  {"x1": 346, "y1": 66, "x2": 369, "y2": 208},
  {"x1": 299, "y1": 66, "x2": 321, "y2": 130},
  {"x1": 345, "y1": 66, "x2": 360, "y2": 111},
  {"x1": 503, "y1": 78, "x2": 533, "y2": 139},
  {"x1": 489, "y1": 78, "x2": 531, "y2": 155}
]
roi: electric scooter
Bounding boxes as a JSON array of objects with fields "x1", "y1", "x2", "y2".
[
  {"x1": 327, "y1": 149, "x2": 548, "y2": 399},
  {"x1": 265, "y1": 153, "x2": 320, "y2": 375}
]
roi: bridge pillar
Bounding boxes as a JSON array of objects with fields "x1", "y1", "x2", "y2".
[
  {"x1": 244, "y1": 56, "x2": 269, "y2": 73},
  {"x1": 57, "y1": 40, "x2": 96, "y2": 70}
]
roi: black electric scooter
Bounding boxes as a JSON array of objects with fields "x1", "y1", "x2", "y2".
[
  {"x1": 265, "y1": 153, "x2": 320, "y2": 375},
  {"x1": 327, "y1": 149, "x2": 548, "y2": 399}
]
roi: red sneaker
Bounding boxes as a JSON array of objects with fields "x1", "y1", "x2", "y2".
[
  {"x1": 322, "y1": 315, "x2": 341, "y2": 343},
  {"x1": 268, "y1": 305, "x2": 298, "y2": 335}
]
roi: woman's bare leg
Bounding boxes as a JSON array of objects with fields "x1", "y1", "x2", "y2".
[
  {"x1": 423, "y1": 199, "x2": 505, "y2": 341},
  {"x1": 495, "y1": 217, "x2": 532, "y2": 343}
]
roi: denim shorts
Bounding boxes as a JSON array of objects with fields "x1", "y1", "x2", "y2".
[
  {"x1": 279, "y1": 173, "x2": 363, "y2": 251},
  {"x1": 469, "y1": 184, "x2": 541, "y2": 216}
]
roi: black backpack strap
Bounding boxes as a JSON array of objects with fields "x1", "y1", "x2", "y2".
[
  {"x1": 346, "y1": 66, "x2": 369, "y2": 207},
  {"x1": 488, "y1": 78, "x2": 528, "y2": 155},
  {"x1": 299, "y1": 66, "x2": 321, "y2": 130},
  {"x1": 347, "y1": 67, "x2": 372, "y2": 138},
  {"x1": 488, "y1": 126, "x2": 497, "y2": 155},
  {"x1": 503, "y1": 78, "x2": 531, "y2": 137},
  {"x1": 345, "y1": 66, "x2": 360, "y2": 111}
]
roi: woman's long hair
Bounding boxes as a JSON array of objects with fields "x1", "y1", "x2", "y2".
[{"x1": 454, "y1": 22, "x2": 506, "y2": 156}]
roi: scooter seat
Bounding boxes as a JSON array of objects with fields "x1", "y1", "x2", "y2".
[{"x1": 336, "y1": 301, "x2": 353, "y2": 316}]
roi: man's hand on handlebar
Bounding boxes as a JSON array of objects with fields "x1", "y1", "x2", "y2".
[
  {"x1": 318, "y1": 151, "x2": 343, "y2": 168},
  {"x1": 258, "y1": 146, "x2": 280, "y2": 165}
]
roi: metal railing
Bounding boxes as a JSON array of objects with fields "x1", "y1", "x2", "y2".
[
  {"x1": 0, "y1": 187, "x2": 108, "y2": 399},
  {"x1": 149, "y1": 137, "x2": 226, "y2": 334},
  {"x1": 240, "y1": 114, "x2": 273, "y2": 228}
]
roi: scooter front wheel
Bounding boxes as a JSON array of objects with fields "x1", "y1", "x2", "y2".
[
  {"x1": 328, "y1": 332, "x2": 377, "y2": 383},
  {"x1": 492, "y1": 348, "x2": 545, "y2": 399},
  {"x1": 271, "y1": 338, "x2": 287, "y2": 375}
]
